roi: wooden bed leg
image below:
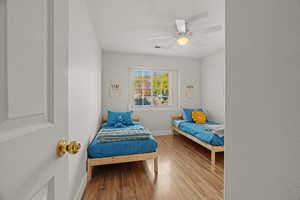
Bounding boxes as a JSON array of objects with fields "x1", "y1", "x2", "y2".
[
  {"x1": 154, "y1": 157, "x2": 158, "y2": 174},
  {"x1": 172, "y1": 127, "x2": 176, "y2": 135},
  {"x1": 87, "y1": 164, "x2": 93, "y2": 182},
  {"x1": 211, "y1": 151, "x2": 216, "y2": 170}
]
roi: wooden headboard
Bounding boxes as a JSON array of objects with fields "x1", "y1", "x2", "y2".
[
  {"x1": 170, "y1": 114, "x2": 183, "y2": 120},
  {"x1": 101, "y1": 115, "x2": 140, "y2": 124}
]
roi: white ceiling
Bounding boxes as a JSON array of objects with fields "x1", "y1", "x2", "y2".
[{"x1": 86, "y1": 0, "x2": 225, "y2": 58}]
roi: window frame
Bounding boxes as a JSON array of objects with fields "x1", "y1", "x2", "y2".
[{"x1": 129, "y1": 67, "x2": 176, "y2": 111}]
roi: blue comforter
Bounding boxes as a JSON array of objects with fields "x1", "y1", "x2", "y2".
[
  {"x1": 178, "y1": 121, "x2": 224, "y2": 146},
  {"x1": 88, "y1": 122, "x2": 158, "y2": 158}
]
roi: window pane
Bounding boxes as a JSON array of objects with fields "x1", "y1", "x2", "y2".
[
  {"x1": 132, "y1": 69, "x2": 171, "y2": 108},
  {"x1": 134, "y1": 88, "x2": 143, "y2": 95},
  {"x1": 151, "y1": 71, "x2": 169, "y2": 106},
  {"x1": 134, "y1": 70, "x2": 151, "y2": 80},
  {"x1": 134, "y1": 94, "x2": 142, "y2": 105},
  {"x1": 142, "y1": 89, "x2": 151, "y2": 96},
  {"x1": 162, "y1": 89, "x2": 169, "y2": 96},
  {"x1": 152, "y1": 72, "x2": 169, "y2": 93},
  {"x1": 152, "y1": 79, "x2": 161, "y2": 96},
  {"x1": 133, "y1": 70, "x2": 143, "y2": 79},
  {"x1": 141, "y1": 79, "x2": 151, "y2": 89},
  {"x1": 161, "y1": 96, "x2": 169, "y2": 104},
  {"x1": 153, "y1": 95, "x2": 169, "y2": 105},
  {"x1": 134, "y1": 80, "x2": 143, "y2": 88},
  {"x1": 143, "y1": 96, "x2": 152, "y2": 105},
  {"x1": 153, "y1": 72, "x2": 169, "y2": 79},
  {"x1": 143, "y1": 70, "x2": 151, "y2": 78},
  {"x1": 134, "y1": 95, "x2": 152, "y2": 106},
  {"x1": 153, "y1": 71, "x2": 162, "y2": 77},
  {"x1": 138, "y1": 70, "x2": 151, "y2": 80},
  {"x1": 153, "y1": 96, "x2": 162, "y2": 105}
]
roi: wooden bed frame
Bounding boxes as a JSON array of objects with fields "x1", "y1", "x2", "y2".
[
  {"x1": 87, "y1": 115, "x2": 158, "y2": 182},
  {"x1": 170, "y1": 114, "x2": 224, "y2": 168}
]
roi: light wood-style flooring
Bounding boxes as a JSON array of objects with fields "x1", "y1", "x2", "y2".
[{"x1": 82, "y1": 135, "x2": 224, "y2": 200}]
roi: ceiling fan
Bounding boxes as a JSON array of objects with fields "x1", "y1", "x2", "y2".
[{"x1": 147, "y1": 12, "x2": 222, "y2": 47}]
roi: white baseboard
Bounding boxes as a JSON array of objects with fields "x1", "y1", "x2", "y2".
[
  {"x1": 74, "y1": 173, "x2": 87, "y2": 200},
  {"x1": 151, "y1": 130, "x2": 173, "y2": 136}
]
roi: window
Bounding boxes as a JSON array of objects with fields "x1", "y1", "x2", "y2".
[{"x1": 130, "y1": 69, "x2": 172, "y2": 109}]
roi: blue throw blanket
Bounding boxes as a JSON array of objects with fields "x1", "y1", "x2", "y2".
[{"x1": 97, "y1": 128, "x2": 151, "y2": 143}]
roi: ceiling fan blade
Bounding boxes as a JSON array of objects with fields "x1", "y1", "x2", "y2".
[
  {"x1": 147, "y1": 35, "x2": 174, "y2": 41},
  {"x1": 202, "y1": 25, "x2": 223, "y2": 33},
  {"x1": 193, "y1": 25, "x2": 223, "y2": 34},
  {"x1": 175, "y1": 19, "x2": 186, "y2": 33},
  {"x1": 192, "y1": 40, "x2": 208, "y2": 47},
  {"x1": 187, "y1": 11, "x2": 209, "y2": 23}
]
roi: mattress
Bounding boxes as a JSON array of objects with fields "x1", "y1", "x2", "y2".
[
  {"x1": 173, "y1": 119, "x2": 188, "y2": 128},
  {"x1": 88, "y1": 123, "x2": 158, "y2": 158},
  {"x1": 178, "y1": 121, "x2": 224, "y2": 146}
]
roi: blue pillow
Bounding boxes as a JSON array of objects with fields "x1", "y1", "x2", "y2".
[
  {"x1": 182, "y1": 108, "x2": 203, "y2": 122},
  {"x1": 107, "y1": 111, "x2": 134, "y2": 127}
]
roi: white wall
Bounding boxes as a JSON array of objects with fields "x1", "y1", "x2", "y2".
[
  {"x1": 0, "y1": 0, "x2": 7, "y2": 124},
  {"x1": 102, "y1": 52, "x2": 201, "y2": 134},
  {"x1": 200, "y1": 49, "x2": 225, "y2": 123},
  {"x1": 69, "y1": 0, "x2": 101, "y2": 199},
  {"x1": 226, "y1": 0, "x2": 300, "y2": 200}
]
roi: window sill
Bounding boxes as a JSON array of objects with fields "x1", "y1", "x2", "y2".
[{"x1": 131, "y1": 105, "x2": 177, "y2": 112}]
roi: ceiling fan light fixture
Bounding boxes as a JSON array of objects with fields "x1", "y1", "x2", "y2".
[{"x1": 176, "y1": 36, "x2": 190, "y2": 46}]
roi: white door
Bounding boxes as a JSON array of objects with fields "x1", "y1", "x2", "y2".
[{"x1": 0, "y1": 0, "x2": 70, "y2": 200}]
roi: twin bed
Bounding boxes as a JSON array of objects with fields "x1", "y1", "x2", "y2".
[
  {"x1": 87, "y1": 115, "x2": 158, "y2": 181},
  {"x1": 171, "y1": 114, "x2": 224, "y2": 168}
]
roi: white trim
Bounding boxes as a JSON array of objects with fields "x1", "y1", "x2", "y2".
[
  {"x1": 74, "y1": 173, "x2": 87, "y2": 200},
  {"x1": 177, "y1": 70, "x2": 181, "y2": 110},
  {"x1": 129, "y1": 66, "x2": 177, "y2": 71},
  {"x1": 131, "y1": 106, "x2": 176, "y2": 112},
  {"x1": 151, "y1": 129, "x2": 173, "y2": 136}
]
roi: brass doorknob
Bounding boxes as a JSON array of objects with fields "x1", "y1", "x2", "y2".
[{"x1": 56, "y1": 140, "x2": 81, "y2": 157}]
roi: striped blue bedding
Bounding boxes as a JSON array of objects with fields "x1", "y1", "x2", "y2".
[
  {"x1": 97, "y1": 128, "x2": 151, "y2": 143},
  {"x1": 88, "y1": 122, "x2": 158, "y2": 158}
]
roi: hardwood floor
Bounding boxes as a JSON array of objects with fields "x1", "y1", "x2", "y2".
[{"x1": 82, "y1": 135, "x2": 224, "y2": 200}]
